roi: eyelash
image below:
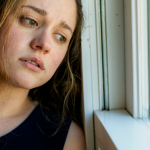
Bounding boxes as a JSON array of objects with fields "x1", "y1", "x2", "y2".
[
  {"x1": 55, "y1": 34, "x2": 67, "y2": 43},
  {"x1": 19, "y1": 16, "x2": 67, "y2": 43},
  {"x1": 20, "y1": 16, "x2": 38, "y2": 27}
]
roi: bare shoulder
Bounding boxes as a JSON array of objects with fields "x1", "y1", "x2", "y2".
[{"x1": 63, "y1": 121, "x2": 86, "y2": 150}]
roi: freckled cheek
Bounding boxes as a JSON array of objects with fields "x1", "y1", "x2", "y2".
[
  {"x1": 5, "y1": 27, "x2": 28, "y2": 55},
  {"x1": 54, "y1": 50, "x2": 67, "y2": 67},
  {"x1": 47, "y1": 50, "x2": 67, "y2": 75}
]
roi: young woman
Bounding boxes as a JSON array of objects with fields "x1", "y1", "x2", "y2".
[{"x1": 0, "y1": 0, "x2": 86, "y2": 149}]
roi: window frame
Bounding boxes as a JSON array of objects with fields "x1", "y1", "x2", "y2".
[
  {"x1": 81, "y1": 0, "x2": 150, "y2": 150},
  {"x1": 81, "y1": 0, "x2": 98, "y2": 149},
  {"x1": 81, "y1": 0, "x2": 125, "y2": 149}
]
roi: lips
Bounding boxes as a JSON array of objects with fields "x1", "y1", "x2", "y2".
[{"x1": 19, "y1": 57, "x2": 44, "y2": 70}]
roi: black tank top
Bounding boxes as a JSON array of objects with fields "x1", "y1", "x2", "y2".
[{"x1": 0, "y1": 105, "x2": 71, "y2": 150}]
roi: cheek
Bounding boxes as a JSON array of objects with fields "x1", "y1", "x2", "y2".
[
  {"x1": 6, "y1": 25, "x2": 20, "y2": 45},
  {"x1": 48, "y1": 48, "x2": 67, "y2": 74},
  {"x1": 4, "y1": 26, "x2": 28, "y2": 56},
  {"x1": 7, "y1": 34, "x2": 19, "y2": 52}
]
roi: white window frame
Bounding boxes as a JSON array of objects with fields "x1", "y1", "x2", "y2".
[
  {"x1": 81, "y1": 0, "x2": 98, "y2": 149},
  {"x1": 125, "y1": 0, "x2": 149, "y2": 119},
  {"x1": 81, "y1": 0, "x2": 150, "y2": 150},
  {"x1": 82, "y1": 0, "x2": 125, "y2": 149}
]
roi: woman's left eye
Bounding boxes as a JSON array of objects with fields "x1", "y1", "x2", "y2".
[
  {"x1": 20, "y1": 16, "x2": 38, "y2": 27},
  {"x1": 55, "y1": 34, "x2": 67, "y2": 43}
]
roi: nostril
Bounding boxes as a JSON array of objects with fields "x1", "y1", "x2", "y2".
[
  {"x1": 44, "y1": 50, "x2": 49, "y2": 54},
  {"x1": 36, "y1": 46, "x2": 42, "y2": 49}
]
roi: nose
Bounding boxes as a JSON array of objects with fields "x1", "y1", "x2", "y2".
[{"x1": 30, "y1": 32, "x2": 51, "y2": 54}]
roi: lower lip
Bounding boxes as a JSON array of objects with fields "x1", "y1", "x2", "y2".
[{"x1": 19, "y1": 60, "x2": 43, "y2": 72}]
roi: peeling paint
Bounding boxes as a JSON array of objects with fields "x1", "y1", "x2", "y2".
[
  {"x1": 86, "y1": 38, "x2": 90, "y2": 42},
  {"x1": 84, "y1": 25, "x2": 90, "y2": 29}
]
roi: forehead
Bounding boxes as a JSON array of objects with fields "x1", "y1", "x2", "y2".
[{"x1": 24, "y1": 0, "x2": 77, "y2": 30}]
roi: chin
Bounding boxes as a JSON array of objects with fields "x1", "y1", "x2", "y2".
[
  {"x1": 11, "y1": 80, "x2": 38, "y2": 90},
  {"x1": 9, "y1": 74, "x2": 47, "y2": 90}
]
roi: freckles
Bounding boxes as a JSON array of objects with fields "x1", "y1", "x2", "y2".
[
  {"x1": 49, "y1": 52, "x2": 59, "y2": 69},
  {"x1": 52, "y1": 50, "x2": 66, "y2": 67},
  {"x1": 6, "y1": 33, "x2": 19, "y2": 50},
  {"x1": 6, "y1": 30, "x2": 28, "y2": 56},
  {"x1": 7, "y1": 24, "x2": 27, "y2": 45}
]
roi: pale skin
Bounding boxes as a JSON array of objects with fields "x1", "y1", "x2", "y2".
[{"x1": 0, "y1": 0, "x2": 86, "y2": 149}]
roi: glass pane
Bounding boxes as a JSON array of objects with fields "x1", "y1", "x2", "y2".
[{"x1": 100, "y1": 0, "x2": 109, "y2": 110}]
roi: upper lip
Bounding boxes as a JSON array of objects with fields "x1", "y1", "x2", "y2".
[{"x1": 19, "y1": 57, "x2": 44, "y2": 70}]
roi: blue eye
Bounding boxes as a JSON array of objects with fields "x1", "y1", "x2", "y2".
[
  {"x1": 55, "y1": 34, "x2": 66, "y2": 43},
  {"x1": 20, "y1": 16, "x2": 38, "y2": 27}
]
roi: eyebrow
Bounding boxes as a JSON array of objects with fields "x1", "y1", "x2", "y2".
[
  {"x1": 59, "y1": 21, "x2": 73, "y2": 34},
  {"x1": 22, "y1": 5, "x2": 47, "y2": 16},
  {"x1": 22, "y1": 5, "x2": 73, "y2": 34}
]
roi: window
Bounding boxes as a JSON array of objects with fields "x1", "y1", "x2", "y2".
[{"x1": 81, "y1": 0, "x2": 150, "y2": 150}]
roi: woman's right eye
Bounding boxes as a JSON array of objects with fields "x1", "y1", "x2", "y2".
[{"x1": 20, "y1": 16, "x2": 38, "y2": 27}]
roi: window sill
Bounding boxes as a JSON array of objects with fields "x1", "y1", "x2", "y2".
[{"x1": 94, "y1": 109, "x2": 150, "y2": 150}]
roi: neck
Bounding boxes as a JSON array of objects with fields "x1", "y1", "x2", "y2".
[{"x1": 0, "y1": 83, "x2": 35, "y2": 119}]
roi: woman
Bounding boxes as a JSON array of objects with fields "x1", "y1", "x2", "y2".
[{"x1": 0, "y1": 0, "x2": 86, "y2": 149}]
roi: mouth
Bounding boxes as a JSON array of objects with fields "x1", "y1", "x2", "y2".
[
  {"x1": 19, "y1": 57, "x2": 44, "y2": 72},
  {"x1": 24, "y1": 60, "x2": 39, "y2": 67}
]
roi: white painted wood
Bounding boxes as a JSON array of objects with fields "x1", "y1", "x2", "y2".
[
  {"x1": 125, "y1": 0, "x2": 149, "y2": 118},
  {"x1": 131, "y1": 0, "x2": 140, "y2": 118},
  {"x1": 81, "y1": 0, "x2": 98, "y2": 149},
  {"x1": 137, "y1": 0, "x2": 143, "y2": 118},
  {"x1": 138, "y1": 0, "x2": 149, "y2": 119},
  {"x1": 88, "y1": 0, "x2": 100, "y2": 111},
  {"x1": 105, "y1": 0, "x2": 125, "y2": 110},
  {"x1": 124, "y1": 0, "x2": 134, "y2": 116},
  {"x1": 94, "y1": 110, "x2": 150, "y2": 150}
]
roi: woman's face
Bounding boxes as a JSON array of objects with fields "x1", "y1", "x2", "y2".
[{"x1": 0, "y1": 0, "x2": 77, "y2": 89}]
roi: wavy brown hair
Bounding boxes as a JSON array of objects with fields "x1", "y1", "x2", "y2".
[{"x1": 0, "y1": 0, "x2": 84, "y2": 127}]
